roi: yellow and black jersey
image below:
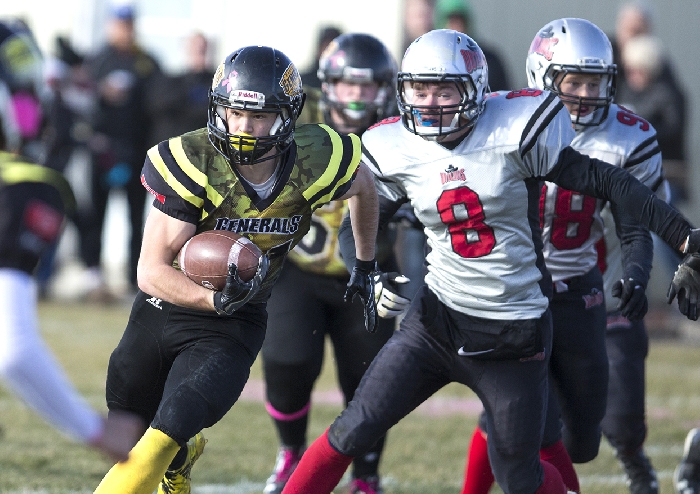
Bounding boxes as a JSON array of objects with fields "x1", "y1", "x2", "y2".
[
  {"x1": 290, "y1": 86, "x2": 353, "y2": 275},
  {"x1": 140, "y1": 124, "x2": 361, "y2": 301},
  {"x1": 288, "y1": 86, "x2": 394, "y2": 276},
  {"x1": 0, "y1": 151, "x2": 75, "y2": 273}
]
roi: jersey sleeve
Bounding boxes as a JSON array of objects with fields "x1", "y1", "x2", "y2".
[
  {"x1": 546, "y1": 146, "x2": 691, "y2": 251},
  {"x1": 301, "y1": 125, "x2": 363, "y2": 210},
  {"x1": 361, "y1": 143, "x2": 408, "y2": 203},
  {"x1": 140, "y1": 139, "x2": 208, "y2": 224},
  {"x1": 518, "y1": 92, "x2": 576, "y2": 177}
]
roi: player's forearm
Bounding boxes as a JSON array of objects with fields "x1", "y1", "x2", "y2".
[
  {"x1": 612, "y1": 203, "x2": 654, "y2": 287},
  {"x1": 137, "y1": 261, "x2": 216, "y2": 311},
  {"x1": 347, "y1": 166, "x2": 379, "y2": 262},
  {"x1": 550, "y1": 147, "x2": 692, "y2": 252}
]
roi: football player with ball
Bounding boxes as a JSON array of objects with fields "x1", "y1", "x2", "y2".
[
  {"x1": 94, "y1": 45, "x2": 380, "y2": 494},
  {"x1": 281, "y1": 29, "x2": 700, "y2": 494}
]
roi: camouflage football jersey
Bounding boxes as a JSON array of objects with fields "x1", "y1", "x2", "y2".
[
  {"x1": 140, "y1": 124, "x2": 361, "y2": 302},
  {"x1": 540, "y1": 103, "x2": 664, "y2": 283},
  {"x1": 275, "y1": 87, "x2": 350, "y2": 275},
  {"x1": 362, "y1": 89, "x2": 574, "y2": 319},
  {"x1": 288, "y1": 86, "x2": 394, "y2": 276},
  {"x1": 592, "y1": 106, "x2": 669, "y2": 312}
]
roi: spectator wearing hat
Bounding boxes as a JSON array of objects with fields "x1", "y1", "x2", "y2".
[{"x1": 79, "y1": 3, "x2": 162, "y2": 301}]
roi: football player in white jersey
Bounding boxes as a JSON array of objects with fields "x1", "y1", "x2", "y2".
[
  {"x1": 461, "y1": 18, "x2": 665, "y2": 494},
  {"x1": 280, "y1": 29, "x2": 700, "y2": 494}
]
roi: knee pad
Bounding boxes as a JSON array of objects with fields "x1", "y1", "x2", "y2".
[
  {"x1": 562, "y1": 422, "x2": 602, "y2": 463},
  {"x1": 264, "y1": 361, "x2": 317, "y2": 413}
]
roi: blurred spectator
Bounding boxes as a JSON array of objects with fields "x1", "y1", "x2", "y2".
[
  {"x1": 610, "y1": 2, "x2": 687, "y2": 191},
  {"x1": 79, "y1": 3, "x2": 161, "y2": 301},
  {"x1": 0, "y1": 18, "x2": 45, "y2": 162},
  {"x1": 433, "y1": 0, "x2": 511, "y2": 91},
  {"x1": 36, "y1": 36, "x2": 95, "y2": 296},
  {"x1": 611, "y1": 2, "x2": 682, "y2": 91},
  {"x1": 147, "y1": 32, "x2": 214, "y2": 143},
  {"x1": 402, "y1": 0, "x2": 436, "y2": 54},
  {"x1": 616, "y1": 35, "x2": 688, "y2": 203},
  {"x1": 299, "y1": 26, "x2": 342, "y2": 89},
  {"x1": 42, "y1": 36, "x2": 94, "y2": 174}
]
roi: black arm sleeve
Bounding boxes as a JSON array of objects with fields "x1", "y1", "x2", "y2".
[
  {"x1": 610, "y1": 202, "x2": 654, "y2": 287},
  {"x1": 339, "y1": 194, "x2": 406, "y2": 272},
  {"x1": 545, "y1": 146, "x2": 692, "y2": 251}
]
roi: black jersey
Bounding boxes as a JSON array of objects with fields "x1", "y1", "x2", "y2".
[{"x1": 0, "y1": 151, "x2": 75, "y2": 273}]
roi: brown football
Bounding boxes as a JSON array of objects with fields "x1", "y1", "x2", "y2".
[{"x1": 178, "y1": 230, "x2": 263, "y2": 291}]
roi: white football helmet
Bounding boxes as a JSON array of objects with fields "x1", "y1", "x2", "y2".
[
  {"x1": 397, "y1": 29, "x2": 488, "y2": 140},
  {"x1": 526, "y1": 18, "x2": 617, "y2": 127}
]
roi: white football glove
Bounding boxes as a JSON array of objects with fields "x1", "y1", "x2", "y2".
[{"x1": 373, "y1": 272, "x2": 411, "y2": 318}]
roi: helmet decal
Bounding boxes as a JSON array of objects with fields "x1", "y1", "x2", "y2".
[
  {"x1": 212, "y1": 63, "x2": 225, "y2": 89},
  {"x1": 530, "y1": 28, "x2": 559, "y2": 61},
  {"x1": 320, "y1": 40, "x2": 339, "y2": 60},
  {"x1": 460, "y1": 49, "x2": 485, "y2": 72},
  {"x1": 220, "y1": 70, "x2": 239, "y2": 92},
  {"x1": 228, "y1": 89, "x2": 265, "y2": 108},
  {"x1": 279, "y1": 63, "x2": 302, "y2": 98}
]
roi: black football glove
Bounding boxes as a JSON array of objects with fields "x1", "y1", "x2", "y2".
[
  {"x1": 612, "y1": 277, "x2": 648, "y2": 321},
  {"x1": 667, "y1": 253, "x2": 700, "y2": 321},
  {"x1": 214, "y1": 254, "x2": 269, "y2": 315},
  {"x1": 374, "y1": 272, "x2": 411, "y2": 319},
  {"x1": 344, "y1": 259, "x2": 378, "y2": 333}
]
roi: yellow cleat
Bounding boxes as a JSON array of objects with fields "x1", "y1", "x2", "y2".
[{"x1": 157, "y1": 432, "x2": 207, "y2": 494}]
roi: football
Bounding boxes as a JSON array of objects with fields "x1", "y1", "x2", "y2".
[{"x1": 178, "y1": 230, "x2": 263, "y2": 291}]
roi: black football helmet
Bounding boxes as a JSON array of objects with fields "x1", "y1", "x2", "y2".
[
  {"x1": 317, "y1": 33, "x2": 397, "y2": 133},
  {"x1": 208, "y1": 46, "x2": 305, "y2": 165}
]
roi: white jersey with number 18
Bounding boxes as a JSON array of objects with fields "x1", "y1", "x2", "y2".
[{"x1": 541, "y1": 103, "x2": 664, "y2": 283}]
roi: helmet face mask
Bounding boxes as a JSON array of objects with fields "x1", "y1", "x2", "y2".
[
  {"x1": 397, "y1": 29, "x2": 488, "y2": 141},
  {"x1": 317, "y1": 33, "x2": 397, "y2": 134},
  {"x1": 526, "y1": 18, "x2": 617, "y2": 128},
  {"x1": 207, "y1": 46, "x2": 305, "y2": 166}
]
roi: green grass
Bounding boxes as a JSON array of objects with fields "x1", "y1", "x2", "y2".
[{"x1": 0, "y1": 300, "x2": 698, "y2": 492}]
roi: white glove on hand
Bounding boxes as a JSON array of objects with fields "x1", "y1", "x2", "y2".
[{"x1": 373, "y1": 272, "x2": 411, "y2": 318}]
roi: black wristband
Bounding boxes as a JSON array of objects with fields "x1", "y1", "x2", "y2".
[
  {"x1": 685, "y1": 229, "x2": 700, "y2": 254},
  {"x1": 213, "y1": 292, "x2": 227, "y2": 316},
  {"x1": 354, "y1": 259, "x2": 377, "y2": 274}
]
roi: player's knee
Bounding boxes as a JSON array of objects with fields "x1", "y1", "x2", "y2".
[
  {"x1": 328, "y1": 417, "x2": 382, "y2": 457},
  {"x1": 563, "y1": 424, "x2": 602, "y2": 463},
  {"x1": 264, "y1": 361, "x2": 317, "y2": 412}
]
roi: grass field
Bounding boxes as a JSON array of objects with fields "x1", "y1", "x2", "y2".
[{"x1": 1, "y1": 299, "x2": 699, "y2": 493}]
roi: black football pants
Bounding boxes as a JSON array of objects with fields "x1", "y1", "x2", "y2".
[
  {"x1": 328, "y1": 286, "x2": 553, "y2": 494},
  {"x1": 105, "y1": 290, "x2": 267, "y2": 446}
]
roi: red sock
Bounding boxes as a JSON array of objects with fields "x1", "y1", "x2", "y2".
[
  {"x1": 461, "y1": 425, "x2": 495, "y2": 494},
  {"x1": 540, "y1": 440, "x2": 580, "y2": 493},
  {"x1": 281, "y1": 428, "x2": 353, "y2": 494},
  {"x1": 535, "y1": 459, "x2": 568, "y2": 494}
]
